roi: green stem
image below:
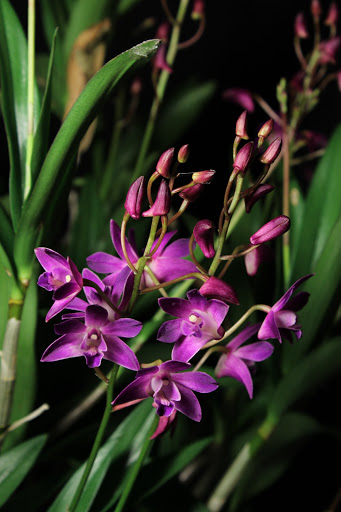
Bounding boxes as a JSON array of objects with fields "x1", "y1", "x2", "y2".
[
  {"x1": 132, "y1": 0, "x2": 190, "y2": 181},
  {"x1": 24, "y1": 0, "x2": 36, "y2": 200},
  {"x1": 114, "y1": 415, "x2": 158, "y2": 512},
  {"x1": 68, "y1": 364, "x2": 119, "y2": 512}
]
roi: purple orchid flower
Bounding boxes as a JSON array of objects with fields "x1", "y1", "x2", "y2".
[
  {"x1": 215, "y1": 324, "x2": 274, "y2": 399},
  {"x1": 35, "y1": 248, "x2": 83, "y2": 322},
  {"x1": 41, "y1": 303, "x2": 142, "y2": 369},
  {"x1": 157, "y1": 289, "x2": 228, "y2": 362},
  {"x1": 112, "y1": 360, "x2": 218, "y2": 426},
  {"x1": 86, "y1": 220, "x2": 197, "y2": 291},
  {"x1": 258, "y1": 274, "x2": 314, "y2": 343}
]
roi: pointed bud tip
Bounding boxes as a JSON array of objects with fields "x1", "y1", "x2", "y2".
[{"x1": 156, "y1": 147, "x2": 175, "y2": 178}]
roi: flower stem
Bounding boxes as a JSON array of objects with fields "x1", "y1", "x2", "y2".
[
  {"x1": 68, "y1": 364, "x2": 119, "y2": 512},
  {"x1": 113, "y1": 415, "x2": 158, "y2": 512},
  {"x1": 24, "y1": 0, "x2": 36, "y2": 200}
]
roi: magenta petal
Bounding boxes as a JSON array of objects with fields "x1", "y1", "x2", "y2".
[
  {"x1": 186, "y1": 289, "x2": 207, "y2": 310},
  {"x1": 158, "y1": 297, "x2": 196, "y2": 319},
  {"x1": 110, "y1": 220, "x2": 139, "y2": 263},
  {"x1": 272, "y1": 274, "x2": 313, "y2": 312},
  {"x1": 235, "y1": 341, "x2": 274, "y2": 361},
  {"x1": 85, "y1": 305, "x2": 108, "y2": 328},
  {"x1": 53, "y1": 282, "x2": 80, "y2": 301},
  {"x1": 46, "y1": 299, "x2": 71, "y2": 322},
  {"x1": 227, "y1": 323, "x2": 261, "y2": 350},
  {"x1": 54, "y1": 319, "x2": 86, "y2": 335},
  {"x1": 112, "y1": 375, "x2": 151, "y2": 406},
  {"x1": 274, "y1": 310, "x2": 297, "y2": 329},
  {"x1": 205, "y1": 300, "x2": 229, "y2": 328},
  {"x1": 163, "y1": 381, "x2": 181, "y2": 402},
  {"x1": 157, "y1": 319, "x2": 184, "y2": 343},
  {"x1": 172, "y1": 371, "x2": 218, "y2": 393},
  {"x1": 35, "y1": 248, "x2": 69, "y2": 271},
  {"x1": 258, "y1": 310, "x2": 282, "y2": 342},
  {"x1": 160, "y1": 238, "x2": 191, "y2": 258},
  {"x1": 216, "y1": 353, "x2": 254, "y2": 399},
  {"x1": 102, "y1": 318, "x2": 142, "y2": 338},
  {"x1": 103, "y1": 335, "x2": 139, "y2": 370},
  {"x1": 149, "y1": 257, "x2": 197, "y2": 283},
  {"x1": 285, "y1": 291, "x2": 310, "y2": 312},
  {"x1": 150, "y1": 231, "x2": 176, "y2": 256},
  {"x1": 174, "y1": 384, "x2": 202, "y2": 422},
  {"x1": 41, "y1": 334, "x2": 83, "y2": 362},
  {"x1": 86, "y1": 252, "x2": 126, "y2": 274},
  {"x1": 160, "y1": 360, "x2": 191, "y2": 373},
  {"x1": 172, "y1": 336, "x2": 208, "y2": 362}
]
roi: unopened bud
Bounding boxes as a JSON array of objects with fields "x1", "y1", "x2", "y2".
[
  {"x1": 178, "y1": 144, "x2": 190, "y2": 163},
  {"x1": 192, "y1": 169, "x2": 215, "y2": 184},
  {"x1": 245, "y1": 245, "x2": 272, "y2": 276},
  {"x1": 250, "y1": 215, "x2": 290, "y2": 245},
  {"x1": 179, "y1": 183, "x2": 204, "y2": 202},
  {"x1": 258, "y1": 119, "x2": 274, "y2": 140},
  {"x1": 124, "y1": 176, "x2": 145, "y2": 219},
  {"x1": 259, "y1": 137, "x2": 282, "y2": 164},
  {"x1": 199, "y1": 276, "x2": 239, "y2": 305},
  {"x1": 233, "y1": 141, "x2": 254, "y2": 173},
  {"x1": 222, "y1": 88, "x2": 255, "y2": 113},
  {"x1": 244, "y1": 184, "x2": 275, "y2": 213},
  {"x1": 319, "y1": 37, "x2": 341, "y2": 64},
  {"x1": 235, "y1": 110, "x2": 249, "y2": 140},
  {"x1": 193, "y1": 219, "x2": 216, "y2": 258},
  {"x1": 156, "y1": 147, "x2": 174, "y2": 178},
  {"x1": 311, "y1": 0, "x2": 321, "y2": 19},
  {"x1": 294, "y1": 12, "x2": 309, "y2": 38},
  {"x1": 192, "y1": 0, "x2": 205, "y2": 19},
  {"x1": 325, "y1": 2, "x2": 338, "y2": 26},
  {"x1": 142, "y1": 180, "x2": 171, "y2": 217}
]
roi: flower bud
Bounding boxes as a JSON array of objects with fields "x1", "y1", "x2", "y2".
[
  {"x1": 325, "y1": 2, "x2": 338, "y2": 26},
  {"x1": 156, "y1": 147, "x2": 175, "y2": 178},
  {"x1": 294, "y1": 12, "x2": 309, "y2": 38},
  {"x1": 236, "y1": 110, "x2": 249, "y2": 140},
  {"x1": 179, "y1": 183, "x2": 204, "y2": 202},
  {"x1": 250, "y1": 215, "x2": 290, "y2": 245},
  {"x1": 233, "y1": 141, "x2": 254, "y2": 173},
  {"x1": 178, "y1": 144, "x2": 190, "y2": 163},
  {"x1": 258, "y1": 119, "x2": 274, "y2": 140},
  {"x1": 319, "y1": 37, "x2": 341, "y2": 64},
  {"x1": 222, "y1": 88, "x2": 255, "y2": 113},
  {"x1": 245, "y1": 245, "x2": 272, "y2": 276},
  {"x1": 311, "y1": 0, "x2": 321, "y2": 19},
  {"x1": 259, "y1": 137, "x2": 282, "y2": 164},
  {"x1": 193, "y1": 219, "x2": 216, "y2": 258},
  {"x1": 244, "y1": 184, "x2": 275, "y2": 213},
  {"x1": 192, "y1": 0, "x2": 205, "y2": 20},
  {"x1": 199, "y1": 277, "x2": 239, "y2": 305},
  {"x1": 124, "y1": 176, "x2": 145, "y2": 219},
  {"x1": 142, "y1": 180, "x2": 171, "y2": 216},
  {"x1": 192, "y1": 169, "x2": 215, "y2": 184}
]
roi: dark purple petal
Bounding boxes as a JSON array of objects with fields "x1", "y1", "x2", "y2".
[
  {"x1": 46, "y1": 299, "x2": 73, "y2": 322},
  {"x1": 54, "y1": 319, "x2": 86, "y2": 335},
  {"x1": 172, "y1": 336, "x2": 209, "y2": 363},
  {"x1": 160, "y1": 238, "x2": 191, "y2": 258},
  {"x1": 102, "y1": 318, "x2": 142, "y2": 338},
  {"x1": 142, "y1": 180, "x2": 171, "y2": 217},
  {"x1": 258, "y1": 310, "x2": 282, "y2": 342},
  {"x1": 186, "y1": 289, "x2": 207, "y2": 310},
  {"x1": 172, "y1": 371, "x2": 218, "y2": 393},
  {"x1": 174, "y1": 383, "x2": 202, "y2": 421},
  {"x1": 205, "y1": 299, "x2": 229, "y2": 328},
  {"x1": 125, "y1": 176, "x2": 145, "y2": 219},
  {"x1": 149, "y1": 231, "x2": 176, "y2": 257},
  {"x1": 103, "y1": 335, "x2": 139, "y2": 370},
  {"x1": 284, "y1": 291, "x2": 310, "y2": 312},
  {"x1": 234, "y1": 341, "x2": 274, "y2": 361},
  {"x1": 111, "y1": 375, "x2": 151, "y2": 406},
  {"x1": 199, "y1": 277, "x2": 239, "y2": 305},
  {"x1": 157, "y1": 319, "x2": 185, "y2": 343},
  {"x1": 193, "y1": 219, "x2": 216, "y2": 258},
  {"x1": 85, "y1": 305, "x2": 108, "y2": 328},
  {"x1": 53, "y1": 282, "x2": 80, "y2": 301},
  {"x1": 35, "y1": 247, "x2": 69, "y2": 271},
  {"x1": 68, "y1": 258, "x2": 83, "y2": 287},
  {"x1": 148, "y1": 257, "x2": 197, "y2": 284},
  {"x1": 272, "y1": 274, "x2": 314, "y2": 312},
  {"x1": 215, "y1": 353, "x2": 253, "y2": 398},
  {"x1": 158, "y1": 297, "x2": 196, "y2": 319},
  {"x1": 160, "y1": 360, "x2": 191, "y2": 373},
  {"x1": 41, "y1": 334, "x2": 83, "y2": 362},
  {"x1": 226, "y1": 323, "x2": 261, "y2": 350},
  {"x1": 250, "y1": 215, "x2": 290, "y2": 245},
  {"x1": 163, "y1": 381, "x2": 181, "y2": 402},
  {"x1": 83, "y1": 351, "x2": 104, "y2": 368},
  {"x1": 64, "y1": 297, "x2": 88, "y2": 312}
]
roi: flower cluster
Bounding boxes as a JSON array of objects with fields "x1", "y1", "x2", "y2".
[{"x1": 36, "y1": 115, "x2": 313, "y2": 438}]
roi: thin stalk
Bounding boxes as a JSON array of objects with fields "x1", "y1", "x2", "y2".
[
  {"x1": 132, "y1": 0, "x2": 190, "y2": 181},
  {"x1": 113, "y1": 415, "x2": 158, "y2": 512},
  {"x1": 68, "y1": 364, "x2": 119, "y2": 512},
  {"x1": 281, "y1": 114, "x2": 291, "y2": 288},
  {"x1": 139, "y1": 272, "x2": 205, "y2": 294},
  {"x1": 24, "y1": 0, "x2": 36, "y2": 200}
]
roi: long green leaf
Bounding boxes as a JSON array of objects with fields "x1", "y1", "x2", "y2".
[
  {"x1": 0, "y1": 434, "x2": 46, "y2": 507},
  {"x1": 48, "y1": 400, "x2": 153, "y2": 512},
  {"x1": 0, "y1": 0, "x2": 41, "y2": 229},
  {"x1": 13, "y1": 39, "x2": 160, "y2": 280}
]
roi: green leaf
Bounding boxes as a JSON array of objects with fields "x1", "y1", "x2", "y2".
[
  {"x1": 291, "y1": 124, "x2": 341, "y2": 280},
  {"x1": 0, "y1": 434, "x2": 47, "y2": 507},
  {"x1": 0, "y1": 0, "x2": 41, "y2": 229},
  {"x1": 13, "y1": 39, "x2": 160, "y2": 280},
  {"x1": 48, "y1": 400, "x2": 153, "y2": 512},
  {"x1": 117, "y1": 0, "x2": 142, "y2": 15},
  {"x1": 0, "y1": 204, "x2": 15, "y2": 277}
]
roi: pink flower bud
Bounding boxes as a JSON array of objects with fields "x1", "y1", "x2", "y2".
[
  {"x1": 142, "y1": 180, "x2": 171, "y2": 217},
  {"x1": 156, "y1": 22, "x2": 170, "y2": 41},
  {"x1": 199, "y1": 277, "x2": 239, "y2": 305},
  {"x1": 156, "y1": 147, "x2": 175, "y2": 178},
  {"x1": 337, "y1": 70, "x2": 341, "y2": 92},
  {"x1": 222, "y1": 88, "x2": 255, "y2": 113},
  {"x1": 244, "y1": 184, "x2": 275, "y2": 213},
  {"x1": 258, "y1": 119, "x2": 274, "y2": 140},
  {"x1": 178, "y1": 144, "x2": 190, "y2": 163},
  {"x1": 319, "y1": 37, "x2": 341, "y2": 64},
  {"x1": 124, "y1": 176, "x2": 145, "y2": 219},
  {"x1": 236, "y1": 110, "x2": 249, "y2": 140},
  {"x1": 294, "y1": 12, "x2": 309, "y2": 38},
  {"x1": 233, "y1": 141, "x2": 254, "y2": 173},
  {"x1": 192, "y1": 0, "x2": 205, "y2": 19},
  {"x1": 311, "y1": 0, "x2": 321, "y2": 19},
  {"x1": 153, "y1": 44, "x2": 173, "y2": 73},
  {"x1": 259, "y1": 137, "x2": 282, "y2": 164},
  {"x1": 325, "y1": 2, "x2": 338, "y2": 26},
  {"x1": 245, "y1": 245, "x2": 272, "y2": 276},
  {"x1": 179, "y1": 183, "x2": 204, "y2": 202},
  {"x1": 193, "y1": 219, "x2": 216, "y2": 258},
  {"x1": 250, "y1": 215, "x2": 290, "y2": 245},
  {"x1": 192, "y1": 170, "x2": 215, "y2": 184}
]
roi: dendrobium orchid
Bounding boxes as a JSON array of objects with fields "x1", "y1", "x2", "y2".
[
  {"x1": 258, "y1": 274, "x2": 313, "y2": 343},
  {"x1": 157, "y1": 289, "x2": 228, "y2": 362},
  {"x1": 215, "y1": 324, "x2": 274, "y2": 399},
  {"x1": 112, "y1": 360, "x2": 218, "y2": 425},
  {"x1": 35, "y1": 248, "x2": 83, "y2": 322},
  {"x1": 41, "y1": 303, "x2": 142, "y2": 369}
]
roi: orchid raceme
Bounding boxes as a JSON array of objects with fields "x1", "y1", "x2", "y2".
[
  {"x1": 112, "y1": 360, "x2": 218, "y2": 426},
  {"x1": 215, "y1": 323, "x2": 274, "y2": 399},
  {"x1": 157, "y1": 290, "x2": 228, "y2": 362}
]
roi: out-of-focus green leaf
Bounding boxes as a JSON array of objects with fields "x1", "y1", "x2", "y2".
[
  {"x1": 154, "y1": 80, "x2": 217, "y2": 147},
  {"x1": 13, "y1": 39, "x2": 160, "y2": 279},
  {"x1": 0, "y1": 434, "x2": 47, "y2": 507},
  {"x1": 0, "y1": 204, "x2": 15, "y2": 276},
  {"x1": 48, "y1": 400, "x2": 153, "y2": 512},
  {"x1": 0, "y1": 0, "x2": 41, "y2": 229},
  {"x1": 270, "y1": 337, "x2": 341, "y2": 420},
  {"x1": 2, "y1": 278, "x2": 38, "y2": 451},
  {"x1": 30, "y1": 29, "x2": 58, "y2": 186},
  {"x1": 291, "y1": 124, "x2": 341, "y2": 280},
  {"x1": 117, "y1": 0, "x2": 142, "y2": 15}
]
